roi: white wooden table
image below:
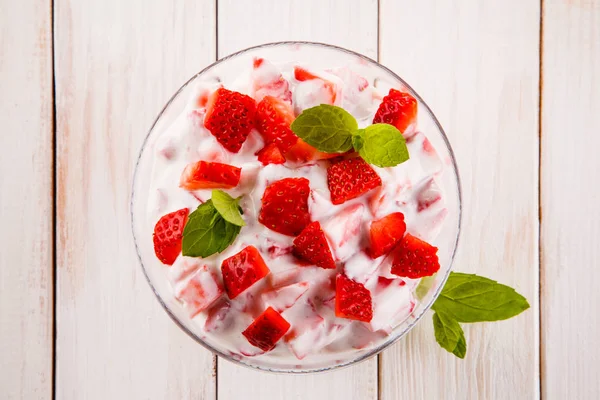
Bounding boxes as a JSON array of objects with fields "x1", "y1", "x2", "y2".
[{"x1": 1, "y1": 0, "x2": 598, "y2": 398}]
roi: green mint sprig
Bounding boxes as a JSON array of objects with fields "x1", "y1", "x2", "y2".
[
  {"x1": 290, "y1": 104, "x2": 410, "y2": 168},
  {"x1": 181, "y1": 190, "x2": 244, "y2": 258},
  {"x1": 423, "y1": 272, "x2": 530, "y2": 359}
]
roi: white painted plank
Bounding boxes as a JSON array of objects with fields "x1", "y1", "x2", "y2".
[
  {"x1": 379, "y1": 1, "x2": 540, "y2": 399},
  {"x1": 0, "y1": 1, "x2": 53, "y2": 398},
  {"x1": 54, "y1": 1, "x2": 217, "y2": 398},
  {"x1": 217, "y1": 1, "x2": 379, "y2": 399},
  {"x1": 541, "y1": 1, "x2": 600, "y2": 399}
]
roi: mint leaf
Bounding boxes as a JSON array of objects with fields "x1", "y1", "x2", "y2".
[
  {"x1": 357, "y1": 124, "x2": 409, "y2": 167},
  {"x1": 212, "y1": 190, "x2": 245, "y2": 226},
  {"x1": 182, "y1": 200, "x2": 241, "y2": 258},
  {"x1": 415, "y1": 275, "x2": 436, "y2": 301},
  {"x1": 290, "y1": 104, "x2": 357, "y2": 153},
  {"x1": 432, "y1": 272, "x2": 530, "y2": 323},
  {"x1": 433, "y1": 312, "x2": 467, "y2": 359},
  {"x1": 352, "y1": 129, "x2": 365, "y2": 151}
]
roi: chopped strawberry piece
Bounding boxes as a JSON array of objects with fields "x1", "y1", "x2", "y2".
[
  {"x1": 294, "y1": 66, "x2": 337, "y2": 104},
  {"x1": 285, "y1": 139, "x2": 339, "y2": 162},
  {"x1": 179, "y1": 160, "x2": 241, "y2": 190},
  {"x1": 373, "y1": 88, "x2": 418, "y2": 133},
  {"x1": 259, "y1": 177, "x2": 311, "y2": 236},
  {"x1": 391, "y1": 234, "x2": 440, "y2": 278},
  {"x1": 335, "y1": 274, "x2": 373, "y2": 322},
  {"x1": 256, "y1": 143, "x2": 286, "y2": 165},
  {"x1": 242, "y1": 307, "x2": 291, "y2": 351},
  {"x1": 262, "y1": 282, "x2": 309, "y2": 312},
  {"x1": 204, "y1": 88, "x2": 257, "y2": 153},
  {"x1": 251, "y1": 58, "x2": 292, "y2": 103},
  {"x1": 293, "y1": 222, "x2": 336, "y2": 269},
  {"x1": 221, "y1": 246, "x2": 270, "y2": 299},
  {"x1": 368, "y1": 212, "x2": 407, "y2": 258},
  {"x1": 175, "y1": 266, "x2": 223, "y2": 317},
  {"x1": 327, "y1": 157, "x2": 382, "y2": 205},
  {"x1": 255, "y1": 96, "x2": 298, "y2": 153},
  {"x1": 153, "y1": 208, "x2": 189, "y2": 265}
]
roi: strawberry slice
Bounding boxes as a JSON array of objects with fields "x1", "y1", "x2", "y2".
[
  {"x1": 153, "y1": 208, "x2": 189, "y2": 265},
  {"x1": 256, "y1": 143, "x2": 286, "y2": 165},
  {"x1": 391, "y1": 234, "x2": 440, "y2": 278},
  {"x1": 204, "y1": 88, "x2": 257, "y2": 153},
  {"x1": 327, "y1": 157, "x2": 382, "y2": 205},
  {"x1": 293, "y1": 221, "x2": 336, "y2": 269},
  {"x1": 373, "y1": 89, "x2": 417, "y2": 133},
  {"x1": 335, "y1": 274, "x2": 373, "y2": 322},
  {"x1": 259, "y1": 177, "x2": 311, "y2": 236},
  {"x1": 368, "y1": 212, "x2": 407, "y2": 258},
  {"x1": 179, "y1": 161, "x2": 241, "y2": 190},
  {"x1": 294, "y1": 66, "x2": 337, "y2": 104},
  {"x1": 255, "y1": 96, "x2": 298, "y2": 153},
  {"x1": 285, "y1": 139, "x2": 339, "y2": 162},
  {"x1": 242, "y1": 307, "x2": 291, "y2": 351},
  {"x1": 221, "y1": 246, "x2": 270, "y2": 299}
]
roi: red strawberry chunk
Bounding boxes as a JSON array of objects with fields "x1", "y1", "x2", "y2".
[
  {"x1": 293, "y1": 221, "x2": 336, "y2": 269},
  {"x1": 335, "y1": 274, "x2": 373, "y2": 322},
  {"x1": 221, "y1": 246, "x2": 270, "y2": 299},
  {"x1": 175, "y1": 266, "x2": 223, "y2": 318},
  {"x1": 179, "y1": 160, "x2": 241, "y2": 190},
  {"x1": 256, "y1": 143, "x2": 286, "y2": 165},
  {"x1": 204, "y1": 88, "x2": 257, "y2": 153},
  {"x1": 153, "y1": 208, "x2": 189, "y2": 265},
  {"x1": 327, "y1": 157, "x2": 382, "y2": 205},
  {"x1": 373, "y1": 89, "x2": 417, "y2": 133},
  {"x1": 368, "y1": 212, "x2": 407, "y2": 258},
  {"x1": 285, "y1": 139, "x2": 340, "y2": 162},
  {"x1": 242, "y1": 307, "x2": 291, "y2": 351},
  {"x1": 255, "y1": 96, "x2": 298, "y2": 153},
  {"x1": 259, "y1": 177, "x2": 311, "y2": 236},
  {"x1": 391, "y1": 234, "x2": 440, "y2": 279}
]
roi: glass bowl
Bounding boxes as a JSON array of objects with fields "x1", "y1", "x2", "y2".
[{"x1": 131, "y1": 41, "x2": 461, "y2": 373}]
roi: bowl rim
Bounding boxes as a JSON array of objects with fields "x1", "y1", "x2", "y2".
[{"x1": 130, "y1": 40, "x2": 462, "y2": 374}]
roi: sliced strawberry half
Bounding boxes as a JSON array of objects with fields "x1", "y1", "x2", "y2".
[
  {"x1": 221, "y1": 246, "x2": 270, "y2": 299},
  {"x1": 204, "y1": 88, "x2": 257, "y2": 153},
  {"x1": 368, "y1": 212, "x2": 407, "y2": 258},
  {"x1": 259, "y1": 177, "x2": 311, "y2": 236},
  {"x1": 335, "y1": 274, "x2": 373, "y2": 322},
  {"x1": 285, "y1": 139, "x2": 340, "y2": 163},
  {"x1": 242, "y1": 306, "x2": 291, "y2": 351},
  {"x1": 255, "y1": 96, "x2": 298, "y2": 153},
  {"x1": 256, "y1": 143, "x2": 286, "y2": 165},
  {"x1": 391, "y1": 234, "x2": 440, "y2": 279},
  {"x1": 180, "y1": 160, "x2": 241, "y2": 190},
  {"x1": 373, "y1": 88, "x2": 417, "y2": 133},
  {"x1": 327, "y1": 157, "x2": 382, "y2": 205},
  {"x1": 293, "y1": 221, "x2": 336, "y2": 269},
  {"x1": 153, "y1": 208, "x2": 189, "y2": 265}
]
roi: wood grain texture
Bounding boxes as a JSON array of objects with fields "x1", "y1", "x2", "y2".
[
  {"x1": 379, "y1": 1, "x2": 540, "y2": 399},
  {"x1": 54, "y1": 1, "x2": 217, "y2": 398},
  {"x1": 216, "y1": 1, "x2": 378, "y2": 399},
  {"x1": 0, "y1": 0, "x2": 54, "y2": 399},
  {"x1": 541, "y1": 1, "x2": 600, "y2": 399}
]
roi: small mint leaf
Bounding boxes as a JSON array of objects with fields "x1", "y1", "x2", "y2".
[
  {"x1": 433, "y1": 312, "x2": 467, "y2": 359},
  {"x1": 352, "y1": 129, "x2": 365, "y2": 151},
  {"x1": 212, "y1": 190, "x2": 245, "y2": 226},
  {"x1": 432, "y1": 272, "x2": 530, "y2": 323},
  {"x1": 290, "y1": 104, "x2": 357, "y2": 153},
  {"x1": 357, "y1": 124, "x2": 409, "y2": 167},
  {"x1": 182, "y1": 200, "x2": 241, "y2": 258}
]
